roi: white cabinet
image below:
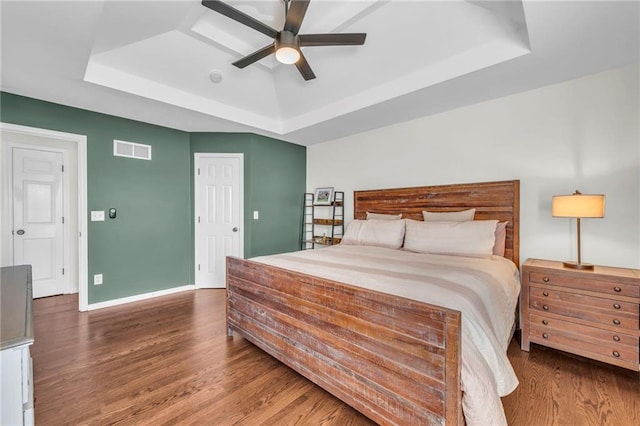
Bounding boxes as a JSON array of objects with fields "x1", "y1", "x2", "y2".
[
  {"x1": 1, "y1": 344, "x2": 34, "y2": 425},
  {"x1": 1, "y1": 265, "x2": 35, "y2": 426}
]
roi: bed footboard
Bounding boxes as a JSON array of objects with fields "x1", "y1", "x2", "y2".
[{"x1": 226, "y1": 256, "x2": 463, "y2": 425}]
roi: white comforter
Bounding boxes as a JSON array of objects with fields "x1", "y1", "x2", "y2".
[{"x1": 251, "y1": 244, "x2": 520, "y2": 425}]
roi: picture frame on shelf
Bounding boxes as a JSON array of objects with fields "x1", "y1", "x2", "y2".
[{"x1": 314, "y1": 187, "x2": 334, "y2": 205}]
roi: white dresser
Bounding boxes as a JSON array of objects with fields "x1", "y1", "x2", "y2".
[{"x1": 1, "y1": 265, "x2": 35, "y2": 425}]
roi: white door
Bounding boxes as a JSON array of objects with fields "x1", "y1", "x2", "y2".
[
  {"x1": 12, "y1": 148, "x2": 65, "y2": 298},
  {"x1": 194, "y1": 154, "x2": 243, "y2": 288}
]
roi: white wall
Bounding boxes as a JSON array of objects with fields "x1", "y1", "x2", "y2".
[{"x1": 308, "y1": 65, "x2": 640, "y2": 269}]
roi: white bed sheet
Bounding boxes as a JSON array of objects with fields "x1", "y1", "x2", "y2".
[{"x1": 251, "y1": 244, "x2": 521, "y2": 426}]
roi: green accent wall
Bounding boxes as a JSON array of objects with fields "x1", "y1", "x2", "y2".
[
  {"x1": 1, "y1": 92, "x2": 191, "y2": 304},
  {"x1": 190, "y1": 133, "x2": 306, "y2": 258},
  {"x1": 1, "y1": 92, "x2": 306, "y2": 303}
]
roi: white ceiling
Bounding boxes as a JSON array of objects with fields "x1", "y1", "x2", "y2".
[{"x1": 1, "y1": 1, "x2": 638, "y2": 146}]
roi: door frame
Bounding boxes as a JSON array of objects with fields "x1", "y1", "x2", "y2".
[
  {"x1": 193, "y1": 153, "x2": 244, "y2": 288},
  {"x1": 1, "y1": 123, "x2": 89, "y2": 311}
]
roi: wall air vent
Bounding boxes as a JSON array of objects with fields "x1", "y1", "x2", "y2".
[{"x1": 113, "y1": 140, "x2": 152, "y2": 160}]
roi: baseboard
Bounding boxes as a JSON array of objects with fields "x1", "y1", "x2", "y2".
[{"x1": 87, "y1": 285, "x2": 195, "y2": 311}]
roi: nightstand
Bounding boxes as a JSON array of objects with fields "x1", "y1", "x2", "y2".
[{"x1": 520, "y1": 258, "x2": 640, "y2": 371}]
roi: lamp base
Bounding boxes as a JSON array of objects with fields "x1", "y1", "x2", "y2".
[{"x1": 562, "y1": 261, "x2": 594, "y2": 271}]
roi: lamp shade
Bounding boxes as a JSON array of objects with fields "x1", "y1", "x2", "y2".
[{"x1": 552, "y1": 191, "x2": 605, "y2": 218}]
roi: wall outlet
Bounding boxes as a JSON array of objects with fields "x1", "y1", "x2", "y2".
[{"x1": 94, "y1": 274, "x2": 103, "y2": 285}]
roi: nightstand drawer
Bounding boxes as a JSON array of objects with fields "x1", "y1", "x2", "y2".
[
  {"x1": 528, "y1": 271, "x2": 639, "y2": 298},
  {"x1": 529, "y1": 323, "x2": 639, "y2": 365},
  {"x1": 530, "y1": 286, "x2": 639, "y2": 315},
  {"x1": 530, "y1": 313, "x2": 639, "y2": 347},
  {"x1": 530, "y1": 296, "x2": 638, "y2": 330}
]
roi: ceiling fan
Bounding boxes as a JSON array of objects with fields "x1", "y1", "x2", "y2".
[{"x1": 201, "y1": 0, "x2": 367, "y2": 80}]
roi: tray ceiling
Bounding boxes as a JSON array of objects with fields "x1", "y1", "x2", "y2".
[{"x1": 1, "y1": 1, "x2": 638, "y2": 145}]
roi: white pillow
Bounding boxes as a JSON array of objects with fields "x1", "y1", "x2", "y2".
[
  {"x1": 404, "y1": 219, "x2": 498, "y2": 258},
  {"x1": 422, "y1": 208, "x2": 476, "y2": 222},
  {"x1": 493, "y1": 221, "x2": 508, "y2": 257},
  {"x1": 366, "y1": 212, "x2": 402, "y2": 220},
  {"x1": 341, "y1": 219, "x2": 405, "y2": 249}
]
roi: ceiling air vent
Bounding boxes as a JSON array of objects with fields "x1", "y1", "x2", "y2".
[{"x1": 113, "y1": 139, "x2": 152, "y2": 160}]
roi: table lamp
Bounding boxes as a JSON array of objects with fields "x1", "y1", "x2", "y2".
[{"x1": 552, "y1": 190, "x2": 605, "y2": 270}]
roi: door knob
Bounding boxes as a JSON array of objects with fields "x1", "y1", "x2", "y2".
[
  {"x1": 16, "y1": 229, "x2": 25, "y2": 235},
  {"x1": 232, "y1": 227, "x2": 238, "y2": 232}
]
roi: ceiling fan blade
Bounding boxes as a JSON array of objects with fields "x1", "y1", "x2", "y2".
[
  {"x1": 284, "y1": 0, "x2": 310, "y2": 34},
  {"x1": 295, "y1": 51, "x2": 316, "y2": 81},
  {"x1": 202, "y1": 0, "x2": 278, "y2": 39},
  {"x1": 299, "y1": 33, "x2": 367, "y2": 46},
  {"x1": 232, "y1": 44, "x2": 276, "y2": 68}
]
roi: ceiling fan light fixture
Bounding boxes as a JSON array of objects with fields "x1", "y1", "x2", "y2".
[
  {"x1": 275, "y1": 31, "x2": 300, "y2": 64},
  {"x1": 275, "y1": 46, "x2": 300, "y2": 64},
  {"x1": 201, "y1": 0, "x2": 366, "y2": 80}
]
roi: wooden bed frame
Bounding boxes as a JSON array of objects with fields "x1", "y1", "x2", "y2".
[{"x1": 226, "y1": 180, "x2": 520, "y2": 425}]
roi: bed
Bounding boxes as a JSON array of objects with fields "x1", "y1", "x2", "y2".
[{"x1": 226, "y1": 180, "x2": 520, "y2": 425}]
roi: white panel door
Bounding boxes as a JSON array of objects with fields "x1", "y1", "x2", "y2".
[
  {"x1": 12, "y1": 148, "x2": 65, "y2": 298},
  {"x1": 195, "y1": 155, "x2": 242, "y2": 288}
]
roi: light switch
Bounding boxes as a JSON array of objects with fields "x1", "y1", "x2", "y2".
[
  {"x1": 91, "y1": 211, "x2": 105, "y2": 221},
  {"x1": 253, "y1": 211, "x2": 259, "y2": 220}
]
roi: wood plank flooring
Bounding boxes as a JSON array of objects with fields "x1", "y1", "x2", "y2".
[
  {"x1": 503, "y1": 334, "x2": 639, "y2": 425},
  {"x1": 32, "y1": 290, "x2": 638, "y2": 425}
]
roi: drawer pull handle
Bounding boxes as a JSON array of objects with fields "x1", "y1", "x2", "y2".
[
  {"x1": 613, "y1": 335, "x2": 620, "y2": 342},
  {"x1": 542, "y1": 320, "x2": 548, "y2": 325},
  {"x1": 543, "y1": 277, "x2": 550, "y2": 283},
  {"x1": 542, "y1": 305, "x2": 549, "y2": 311},
  {"x1": 613, "y1": 286, "x2": 621, "y2": 293},
  {"x1": 612, "y1": 351, "x2": 620, "y2": 358},
  {"x1": 542, "y1": 333, "x2": 549, "y2": 339},
  {"x1": 613, "y1": 319, "x2": 621, "y2": 325},
  {"x1": 613, "y1": 303, "x2": 621, "y2": 309},
  {"x1": 542, "y1": 291, "x2": 549, "y2": 297}
]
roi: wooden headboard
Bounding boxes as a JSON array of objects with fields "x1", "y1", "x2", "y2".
[{"x1": 354, "y1": 180, "x2": 520, "y2": 267}]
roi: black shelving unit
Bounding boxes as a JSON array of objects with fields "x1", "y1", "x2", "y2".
[
  {"x1": 301, "y1": 193, "x2": 315, "y2": 250},
  {"x1": 301, "y1": 191, "x2": 344, "y2": 250}
]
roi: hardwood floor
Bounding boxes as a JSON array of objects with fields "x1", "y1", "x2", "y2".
[
  {"x1": 503, "y1": 334, "x2": 639, "y2": 425},
  {"x1": 32, "y1": 290, "x2": 638, "y2": 425},
  {"x1": 32, "y1": 290, "x2": 372, "y2": 426}
]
